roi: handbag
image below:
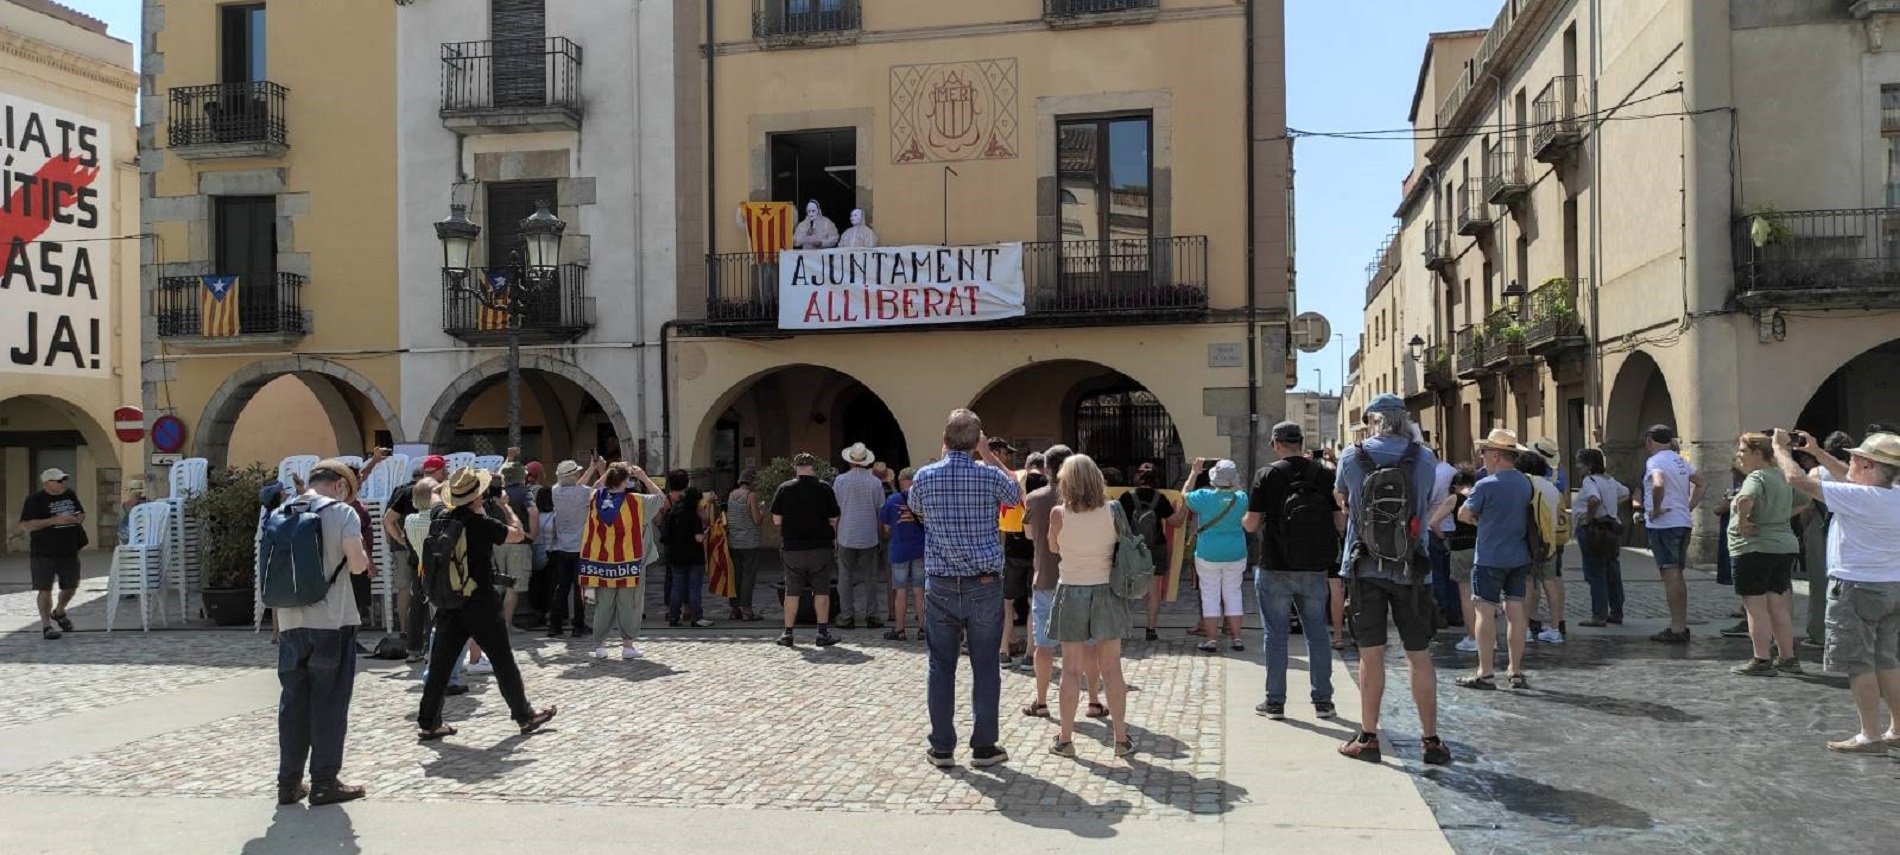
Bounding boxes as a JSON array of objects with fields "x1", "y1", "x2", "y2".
[
  {"x1": 1196, "y1": 493, "x2": 1240, "y2": 536},
  {"x1": 1108, "y1": 502, "x2": 1154, "y2": 601}
]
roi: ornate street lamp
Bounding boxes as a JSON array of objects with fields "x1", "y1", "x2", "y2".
[
  {"x1": 436, "y1": 200, "x2": 566, "y2": 450},
  {"x1": 434, "y1": 203, "x2": 481, "y2": 272}
]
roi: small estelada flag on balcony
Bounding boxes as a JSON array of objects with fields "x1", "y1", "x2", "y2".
[
  {"x1": 739, "y1": 201, "x2": 793, "y2": 261},
  {"x1": 198, "y1": 275, "x2": 240, "y2": 337},
  {"x1": 477, "y1": 270, "x2": 511, "y2": 331}
]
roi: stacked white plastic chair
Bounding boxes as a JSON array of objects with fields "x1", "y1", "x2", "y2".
[
  {"x1": 277, "y1": 455, "x2": 319, "y2": 492},
  {"x1": 106, "y1": 502, "x2": 173, "y2": 632},
  {"x1": 442, "y1": 452, "x2": 476, "y2": 475},
  {"x1": 165, "y1": 458, "x2": 208, "y2": 618},
  {"x1": 359, "y1": 454, "x2": 409, "y2": 630},
  {"x1": 470, "y1": 454, "x2": 505, "y2": 474}
]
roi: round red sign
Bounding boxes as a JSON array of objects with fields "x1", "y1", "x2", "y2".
[{"x1": 113, "y1": 406, "x2": 145, "y2": 443}]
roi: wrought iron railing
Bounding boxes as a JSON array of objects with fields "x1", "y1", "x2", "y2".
[
  {"x1": 1484, "y1": 139, "x2": 1529, "y2": 203},
  {"x1": 441, "y1": 265, "x2": 591, "y2": 340},
  {"x1": 1423, "y1": 343, "x2": 1454, "y2": 389},
  {"x1": 1454, "y1": 325, "x2": 1482, "y2": 376},
  {"x1": 1481, "y1": 307, "x2": 1523, "y2": 365},
  {"x1": 753, "y1": 0, "x2": 861, "y2": 38},
  {"x1": 1424, "y1": 221, "x2": 1453, "y2": 268},
  {"x1": 1532, "y1": 75, "x2": 1584, "y2": 157},
  {"x1": 1044, "y1": 0, "x2": 1157, "y2": 15},
  {"x1": 1733, "y1": 207, "x2": 1900, "y2": 297},
  {"x1": 1457, "y1": 185, "x2": 1494, "y2": 235},
  {"x1": 441, "y1": 37, "x2": 583, "y2": 114},
  {"x1": 167, "y1": 81, "x2": 288, "y2": 149},
  {"x1": 704, "y1": 236, "x2": 1209, "y2": 327},
  {"x1": 155, "y1": 272, "x2": 306, "y2": 337},
  {"x1": 1525, "y1": 277, "x2": 1585, "y2": 348}
]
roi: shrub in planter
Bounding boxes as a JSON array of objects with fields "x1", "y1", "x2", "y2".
[{"x1": 187, "y1": 464, "x2": 273, "y2": 625}]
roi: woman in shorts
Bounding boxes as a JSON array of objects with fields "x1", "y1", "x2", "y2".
[
  {"x1": 1727, "y1": 433, "x2": 1803, "y2": 676},
  {"x1": 1047, "y1": 454, "x2": 1133, "y2": 758}
]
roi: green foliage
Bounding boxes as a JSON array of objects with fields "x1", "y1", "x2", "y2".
[
  {"x1": 1748, "y1": 206, "x2": 1793, "y2": 248},
  {"x1": 1499, "y1": 324, "x2": 1528, "y2": 345},
  {"x1": 755, "y1": 456, "x2": 838, "y2": 493},
  {"x1": 186, "y1": 464, "x2": 273, "y2": 589}
]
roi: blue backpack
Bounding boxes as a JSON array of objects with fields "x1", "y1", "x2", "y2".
[{"x1": 259, "y1": 496, "x2": 346, "y2": 608}]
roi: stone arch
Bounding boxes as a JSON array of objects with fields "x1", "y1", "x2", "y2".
[
  {"x1": 691, "y1": 363, "x2": 911, "y2": 474},
  {"x1": 0, "y1": 394, "x2": 125, "y2": 549},
  {"x1": 197, "y1": 356, "x2": 403, "y2": 469},
  {"x1": 1604, "y1": 350, "x2": 1679, "y2": 450},
  {"x1": 418, "y1": 353, "x2": 632, "y2": 457},
  {"x1": 0, "y1": 394, "x2": 116, "y2": 451},
  {"x1": 1794, "y1": 337, "x2": 1900, "y2": 437},
  {"x1": 967, "y1": 358, "x2": 1190, "y2": 485}
]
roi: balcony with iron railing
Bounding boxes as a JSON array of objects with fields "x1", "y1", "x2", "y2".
[
  {"x1": 1532, "y1": 75, "x2": 1585, "y2": 162},
  {"x1": 1453, "y1": 324, "x2": 1485, "y2": 378},
  {"x1": 441, "y1": 265, "x2": 593, "y2": 345},
  {"x1": 1481, "y1": 306, "x2": 1528, "y2": 368},
  {"x1": 704, "y1": 236, "x2": 1209, "y2": 331},
  {"x1": 166, "y1": 81, "x2": 288, "y2": 159},
  {"x1": 1433, "y1": 0, "x2": 1558, "y2": 141},
  {"x1": 1457, "y1": 186, "x2": 1495, "y2": 237},
  {"x1": 754, "y1": 0, "x2": 862, "y2": 44},
  {"x1": 1525, "y1": 277, "x2": 1587, "y2": 353},
  {"x1": 1732, "y1": 207, "x2": 1900, "y2": 308},
  {"x1": 155, "y1": 272, "x2": 306, "y2": 342},
  {"x1": 1423, "y1": 221, "x2": 1454, "y2": 270},
  {"x1": 1043, "y1": 0, "x2": 1159, "y2": 28},
  {"x1": 1484, "y1": 139, "x2": 1530, "y2": 205},
  {"x1": 1423, "y1": 342, "x2": 1456, "y2": 391},
  {"x1": 440, "y1": 37, "x2": 583, "y2": 134}
]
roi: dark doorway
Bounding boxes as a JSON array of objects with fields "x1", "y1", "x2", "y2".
[
  {"x1": 771, "y1": 129, "x2": 856, "y2": 231},
  {"x1": 837, "y1": 386, "x2": 908, "y2": 470},
  {"x1": 215, "y1": 195, "x2": 275, "y2": 332},
  {"x1": 1074, "y1": 384, "x2": 1183, "y2": 486},
  {"x1": 220, "y1": 4, "x2": 265, "y2": 84}
]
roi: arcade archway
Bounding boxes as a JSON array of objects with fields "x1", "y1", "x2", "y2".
[
  {"x1": 197, "y1": 357, "x2": 401, "y2": 469},
  {"x1": 420, "y1": 355, "x2": 633, "y2": 464},
  {"x1": 695, "y1": 364, "x2": 909, "y2": 493},
  {"x1": 1796, "y1": 338, "x2": 1900, "y2": 438},
  {"x1": 968, "y1": 359, "x2": 1186, "y2": 486},
  {"x1": 1, "y1": 395, "x2": 122, "y2": 551}
]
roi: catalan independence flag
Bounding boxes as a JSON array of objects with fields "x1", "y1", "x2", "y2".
[
  {"x1": 579, "y1": 489, "x2": 647, "y2": 589},
  {"x1": 199, "y1": 275, "x2": 240, "y2": 337},
  {"x1": 478, "y1": 271, "x2": 511, "y2": 331},
  {"x1": 740, "y1": 201, "x2": 793, "y2": 261},
  {"x1": 703, "y1": 495, "x2": 736, "y2": 598}
]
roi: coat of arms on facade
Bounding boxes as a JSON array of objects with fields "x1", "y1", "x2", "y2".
[{"x1": 890, "y1": 59, "x2": 1019, "y2": 164}]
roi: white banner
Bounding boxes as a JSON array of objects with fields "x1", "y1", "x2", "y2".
[
  {"x1": 777, "y1": 242, "x2": 1025, "y2": 330},
  {"x1": 1, "y1": 94, "x2": 111, "y2": 378}
]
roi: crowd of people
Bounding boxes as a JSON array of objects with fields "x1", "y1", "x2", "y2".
[{"x1": 93, "y1": 393, "x2": 1883, "y2": 804}]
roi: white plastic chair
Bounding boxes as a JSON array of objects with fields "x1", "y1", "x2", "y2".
[
  {"x1": 106, "y1": 503, "x2": 172, "y2": 632},
  {"x1": 168, "y1": 457, "x2": 208, "y2": 498},
  {"x1": 444, "y1": 452, "x2": 476, "y2": 474},
  {"x1": 360, "y1": 454, "x2": 409, "y2": 504},
  {"x1": 277, "y1": 455, "x2": 319, "y2": 491},
  {"x1": 333, "y1": 455, "x2": 365, "y2": 471},
  {"x1": 470, "y1": 454, "x2": 504, "y2": 474}
]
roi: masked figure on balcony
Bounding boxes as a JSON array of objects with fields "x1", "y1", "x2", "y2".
[
  {"x1": 838, "y1": 208, "x2": 879, "y2": 249},
  {"x1": 793, "y1": 200, "x2": 840, "y2": 250}
]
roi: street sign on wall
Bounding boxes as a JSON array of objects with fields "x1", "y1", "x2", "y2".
[
  {"x1": 151, "y1": 414, "x2": 187, "y2": 454},
  {"x1": 114, "y1": 406, "x2": 144, "y2": 443}
]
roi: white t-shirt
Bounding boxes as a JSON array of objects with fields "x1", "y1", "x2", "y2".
[
  {"x1": 1644, "y1": 450, "x2": 1696, "y2": 529},
  {"x1": 1574, "y1": 474, "x2": 1629, "y2": 527},
  {"x1": 1430, "y1": 460, "x2": 1457, "y2": 533},
  {"x1": 1819, "y1": 481, "x2": 1900, "y2": 583}
]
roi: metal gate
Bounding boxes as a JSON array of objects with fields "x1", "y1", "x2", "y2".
[{"x1": 1073, "y1": 386, "x2": 1183, "y2": 487}]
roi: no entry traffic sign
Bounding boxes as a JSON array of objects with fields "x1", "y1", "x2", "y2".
[
  {"x1": 151, "y1": 414, "x2": 187, "y2": 454},
  {"x1": 113, "y1": 406, "x2": 144, "y2": 443}
]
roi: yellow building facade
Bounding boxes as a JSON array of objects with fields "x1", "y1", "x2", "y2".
[
  {"x1": 672, "y1": 0, "x2": 1293, "y2": 486},
  {"x1": 140, "y1": 0, "x2": 399, "y2": 471},
  {"x1": 0, "y1": 0, "x2": 141, "y2": 550}
]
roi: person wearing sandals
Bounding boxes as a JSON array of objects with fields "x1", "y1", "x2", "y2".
[
  {"x1": 1021, "y1": 446, "x2": 1107, "y2": 722},
  {"x1": 1727, "y1": 433, "x2": 1803, "y2": 677},
  {"x1": 1184, "y1": 458, "x2": 1249, "y2": 653},
  {"x1": 416, "y1": 468, "x2": 558, "y2": 743},
  {"x1": 880, "y1": 467, "x2": 929, "y2": 640},
  {"x1": 1118, "y1": 464, "x2": 1180, "y2": 641},
  {"x1": 1457, "y1": 430, "x2": 1536, "y2": 693},
  {"x1": 1045, "y1": 454, "x2": 1134, "y2": 758}
]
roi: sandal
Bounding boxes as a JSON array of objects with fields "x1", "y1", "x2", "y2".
[
  {"x1": 1086, "y1": 701, "x2": 1109, "y2": 719},
  {"x1": 1050, "y1": 739, "x2": 1076, "y2": 758},
  {"x1": 1022, "y1": 701, "x2": 1050, "y2": 718},
  {"x1": 416, "y1": 724, "x2": 457, "y2": 742},
  {"x1": 42, "y1": 625, "x2": 62, "y2": 640},
  {"x1": 518, "y1": 706, "x2": 559, "y2": 735},
  {"x1": 1508, "y1": 673, "x2": 1529, "y2": 690},
  {"x1": 1196, "y1": 640, "x2": 1219, "y2": 653},
  {"x1": 883, "y1": 628, "x2": 906, "y2": 641},
  {"x1": 1455, "y1": 674, "x2": 1498, "y2": 691},
  {"x1": 1330, "y1": 633, "x2": 1347, "y2": 651},
  {"x1": 52, "y1": 610, "x2": 74, "y2": 632},
  {"x1": 1114, "y1": 739, "x2": 1135, "y2": 757}
]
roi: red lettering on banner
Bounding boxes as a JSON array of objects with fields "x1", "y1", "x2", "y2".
[
  {"x1": 875, "y1": 289, "x2": 898, "y2": 320},
  {"x1": 902, "y1": 289, "x2": 918, "y2": 318},
  {"x1": 803, "y1": 292, "x2": 824, "y2": 324},
  {"x1": 963, "y1": 285, "x2": 981, "y2": 314},
  {"x1": 943, "y1": 286, "x2": 964, "y2": 316},
  {"x1": 922, "y1": 288, "x2": 945, "y2": 317}
]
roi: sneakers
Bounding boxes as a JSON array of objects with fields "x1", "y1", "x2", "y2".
[
  {"x1": 926, "y1": 749, "x2": 955, "y2": 768},
  {"x1": 776, "y1": 630, "x2": 795, "y2": 648},
  {"x1": 1339, "y1": 732, "x2": 1382, "y2": 763},
  {"x1": 1314, "y1": 701, "x2": 1337, "y2": 720},
  {"x1": 1826, "y1": 734, "x2": 1889, "y2": 754},
  {"x1": 308, "y1": 781, "x2": 366, "y2": 806},
  {"x1": 999, "y1": 653, "x2": 1015, "y2": 668},
  {"x1": 834, "y1": 616, "x2": 857, "y2": 630},
  {"x1": 1144, "y1": 627, "x2": 1158, "y2": 641},
  {"x1": 1578, "y1": 616, "x2": 1608, "y2": 628},
  {"x1": 1773, "y1": 657, "x2": 1802, "y2": 674},
  {"x1": 1421, "y1": 736, "x2": 1452, "y2": 766},
  {"x1": 1455, "y1": 637, "x2": 1479, "y2": 653},
  {"x1": 693, "y1": 618, "x2": 715, "y2": 628},
  {"x1": 970, "y1": 746, "x2": 1009, "y2": 767},
  {"x1": 1230, "y1": 638, "x2": 1244, "y2": 652},
  {"x1": 1255, "y1": 701, "x2": 1285, "y2": 720},
  {"x1": 1730, "y1": 658, "x2": 1776, "y2": 676},
  {"x1": 1650, "y1": 627, "x2": 1691, "y2": 644},
  {"x1": 1606, "y1": 611, "x2": 1624, "y2": 625},
  {"x1": 622, "y1": 645, "x2": 643, "y2": 659},
  {"x1": 1536, "y1": 627, "x2": 1565, "y2": 645},
  {"x1": 1196, "y1": 640, "x2": 1219, "y2": 653},
  {"x1": 588, "y1": 647, "x2": 611, "y2": 660},
  {"x1": 1719, "y1": 621, "x2": 1751, "y2": 638},
  {"x1": 815, "y1": 630, "x2": 839, "y2": 647},
  {"x1": 464, "y1": 656, "x2": 494, "y2": 675}
]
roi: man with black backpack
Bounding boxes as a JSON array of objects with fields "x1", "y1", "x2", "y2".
[
  {"x1": 268, "y1": 460, "x2": 371, "y2": 806},
  {"x1": 1331, "y1": 395, "x2": 1451, "y2": 765},
  {"x1": 1243, "y1": 422, "x2": 1340, "y2": 721}
]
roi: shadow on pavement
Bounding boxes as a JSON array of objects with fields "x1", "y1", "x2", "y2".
[
  {"x1": 241, "y1": 802, "x2": 362, "y2": 854},
  {"x1": 1418, "y1": 764, "x2": 1654, "y2": 830},
  {"x1": 549, "y1": 659, "x2": 686, "y2": 682},
  {"x1": 420, "y1": 734, "x2": 538, "y2": 784},
  {"x1": 1072, "y1": 752, "x2": 1250, "y2": 819},
  {"x1": 948, "y1": 763, "x2": 1130, "y2": 838},
  {"x1": 1272, "y1": 715, "x2": 1358, "y2": 743},
  {"x1": 1513, "y1": 687, "x2": 1702, "y2": 723},
  {"x1": 795, "y1": 644, "x2": 875, "y2": 665}
]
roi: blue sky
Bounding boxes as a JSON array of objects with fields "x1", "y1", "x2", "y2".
[{"x1": 70, "y1": 0, "x2": 1498, "y2": 395}]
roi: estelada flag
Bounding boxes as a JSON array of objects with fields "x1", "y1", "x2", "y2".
[
  {"x1": 739, "y1": 201, "x2": 793, "y2": 260},
  {"x1": 579, "y1": 489, "x2": 646, "y2": 589},
  {"x1": 199, "y1": 275, "x2": 240, "y2": 337},
  {"x1": 478, "y1": 270, "x2": 511, "y2": 331},
  {"x1": 704, "y1": 495, "x2": 736, "y2": 598}
]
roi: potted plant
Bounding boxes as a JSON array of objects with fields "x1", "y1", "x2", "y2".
[
  {"x1": 187, "y1": 463, "x2": 272, "y2": 626},
  {"x1": 1500, "y1": 323, "x2": 1528, "y2": 346},
  {"x1": 1747, "y1": 205, "x2": 1793, "y2": 248}
]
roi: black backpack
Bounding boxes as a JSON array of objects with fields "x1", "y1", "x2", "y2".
[
  {"x1": 1129, "y1": 491, "x2": 1167, "y2": 557},
  {"x1": 1351, "y1": 442, "x2": 1428, "y2": 583},
  {"x1": 420, "y1": 507, "x2": 477, "y2": 610},
  {"x1": 1273, "y1": 458, "x2": 1338, "y2": 571}
]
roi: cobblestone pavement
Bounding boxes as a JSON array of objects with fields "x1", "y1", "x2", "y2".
[{"x1": 0, "y1": 625, "x2": 1236, "y2": 823}]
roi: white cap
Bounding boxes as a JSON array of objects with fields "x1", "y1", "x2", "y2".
[{"x1": 40, "y1": 468, "x2": 70, "y2": 483}]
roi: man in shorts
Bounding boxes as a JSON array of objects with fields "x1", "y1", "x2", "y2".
[
  {"x1": 1459, "y1": 431, "x2": 1537, "y2": 689},
  {"x1": 1641, "y1": 425, "x2": 1704, "y2": 643},
  {"x1": 496, "y1": 461, "x2": 540, "y2": 628},
  {"x1": 21, "y1": 468, "x2": 86, "y2": 640},
  {"x1": 771, "y1": 453, "x2": 840, "y2": 648},
  {"x1": 1332, "y1": 395, "x2": 1450, "y2": 765}
]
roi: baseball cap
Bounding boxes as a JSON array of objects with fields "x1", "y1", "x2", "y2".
[
  {"x1": 1271, "y1": 421, "x2": 1305, "y2": 444},
  {"x1": 987, "y1": 437, "x2": 1018, "y2": 453},
  {"x1": 1366, "y1": 393, "x2": 1407, "y2": 415},
  {"x1": 40, "y1": 468, "x2": 69, "y2": 483},
  {"x1": 1645, "y1": 424, "x2": 1676, "y2": 445},
  {"x1": 421, "y1": 454, "x2": 448, "y2": 473},
  {"x1": 524, "y1": 460, "x2": 545, "y2": 481}
]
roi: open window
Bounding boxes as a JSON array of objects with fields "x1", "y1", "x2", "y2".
[{"x1": 770, "y1": 129, "x2": 856, "y2": 231}]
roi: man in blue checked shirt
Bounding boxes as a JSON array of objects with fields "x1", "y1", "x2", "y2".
[{"x1": 909, "y1": 408, "x2": 1021, "y2": 769}]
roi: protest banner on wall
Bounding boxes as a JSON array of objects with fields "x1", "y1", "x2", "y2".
[
  {"x1": 777, "y1": 242, "x2": 1025, "y2": 330},
  {"x1": 1, "y1": 94, "x2": 111, "y2": 378}
]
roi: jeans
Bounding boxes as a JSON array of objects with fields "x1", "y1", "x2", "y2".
[
  {"x1": 1428, "y1": 534, "x2": 1459, "y2": 624},
  {"x1": 1579, "y1": 547, "x2": 1625, "y2": 618},
  {"x1": 546, "y1": 551, "x2": 585, "y2": 632},
  {"x1": 667, "y1": 563, "x2": 705, "y2": 621},
  {"x1": 418, "y1": 600, "x2": 535, "y2": 731},
  {"x1": 277, "y1": 626, "x2": 358, "y2": 786},
  {"x1": 924, "y1": 574, "x2": 1004, "y2": 753},
  {"x1": 1257, "y1": 571, "x2": 1334, "y2": 705},
  {"x1": 838, "y1": 545, "x2": 884, "y2": 620}
]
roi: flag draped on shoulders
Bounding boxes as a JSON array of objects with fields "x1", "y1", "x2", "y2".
[
  {"x1": 704, "y1": 495, "x2": 735, "y2": 598},
  {"x1": 579, "y1": 489, "x2": 647, "y2": 588}
]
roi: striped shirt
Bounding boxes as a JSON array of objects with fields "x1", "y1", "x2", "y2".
[{"x1": 909, "y1": 452, "x2": 1022, "y2": 577}]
